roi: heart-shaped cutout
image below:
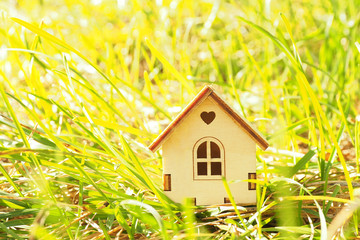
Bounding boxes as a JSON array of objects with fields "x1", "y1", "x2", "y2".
[{"x1": 200, "y1": 111, "x2": 216, "y2": 125}]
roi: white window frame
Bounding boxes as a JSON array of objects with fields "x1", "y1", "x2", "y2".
[{"x1": 193, "y1": 137, "x2": 225, "y2": 180}]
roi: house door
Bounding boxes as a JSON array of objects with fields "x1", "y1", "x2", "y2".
[{"x1": 193, "y1": 137, "x2": 225, "y2": 180}]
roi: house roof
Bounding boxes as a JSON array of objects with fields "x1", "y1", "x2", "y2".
[{"x1": 149, "y1": 85, "x2": 269, "y2": 152}]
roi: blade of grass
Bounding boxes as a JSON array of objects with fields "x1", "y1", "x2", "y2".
[
  {"x1": 144, "y1": 37, "x2": 194, "y2": 94},
  {"x1": 239, "y1": 14, "x2": 354, "y2": 202},
  {"x1": 0, "y1": 164, "x2": 24, "y2": 198},
  {"x1": 11, "y1": 17, "x2": 145, "y2": 129},
  {"x1": 271, "y1": 178, "x2": 328, "y2": 240},
  {"x1": 286, "y1": 150, "x2": 316, "y2": 178},
  {"x1": 222, "y1": 177, "x2": 248, "y2": 230},
  {"x1": 0, "y1": 222, "x2": 25, "y2": 240}
]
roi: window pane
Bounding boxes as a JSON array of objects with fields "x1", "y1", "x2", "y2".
[
  {"x1": 248, "y1": 173, "x2": 256, "y2": 190},
  {"x1": 197, "y1": 162, "x2": 207, "y2": 175},
  {"x1": 164, "y1": 174, "x2": 171, "y2": 191},
  {"x1": 211, "y1": 162, "x2": 221, "y2": 175},
  {"x1": 197, "y1": 142, "x2": 207, "y2": 158},
  {"x1": 210, "y1": 141, "x2": 220, "y2": 158}
]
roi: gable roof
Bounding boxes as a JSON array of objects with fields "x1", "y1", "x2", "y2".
[{"x1": 149, "y1": 85, "x2": 269, "y2": 152}]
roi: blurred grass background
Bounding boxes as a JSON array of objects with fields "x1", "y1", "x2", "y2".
[{"x1": 0, "y1": 0, "x2": 359, "y2": 239}]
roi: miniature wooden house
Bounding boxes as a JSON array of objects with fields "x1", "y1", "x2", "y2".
[{"x1": 149, "y1": 86, "x2": 269, "y2": 205}]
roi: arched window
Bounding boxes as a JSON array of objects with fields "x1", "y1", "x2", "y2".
[{"x1": 193, "y1": 137, "x2": 224, "y2": 179}]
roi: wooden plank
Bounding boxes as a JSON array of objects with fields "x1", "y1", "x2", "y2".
[
  {"x1": 209, "y1": 92, "x2": 269, "y2": 150},
  {"x1": 148, "y1": 85, "x2": 269, "y2": 152},
  {"x1": 149, "y1": 86, "x2": 213, "y2": 152},
  {"x1": 224, "y1": 197, "x2": 230, "y2": 203}
]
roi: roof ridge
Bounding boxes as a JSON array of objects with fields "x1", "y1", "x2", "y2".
[{"x1": 148, "y1": 85, "x2": 269, "y2": 152}]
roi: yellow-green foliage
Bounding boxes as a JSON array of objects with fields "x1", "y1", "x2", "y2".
[{"x1": 0, "y1": 0, "x2": 359, "y2": 239}]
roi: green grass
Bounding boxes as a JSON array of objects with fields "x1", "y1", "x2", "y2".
[{"x1": 0, "y1": 0, "x2": 359, "y2": 239}]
